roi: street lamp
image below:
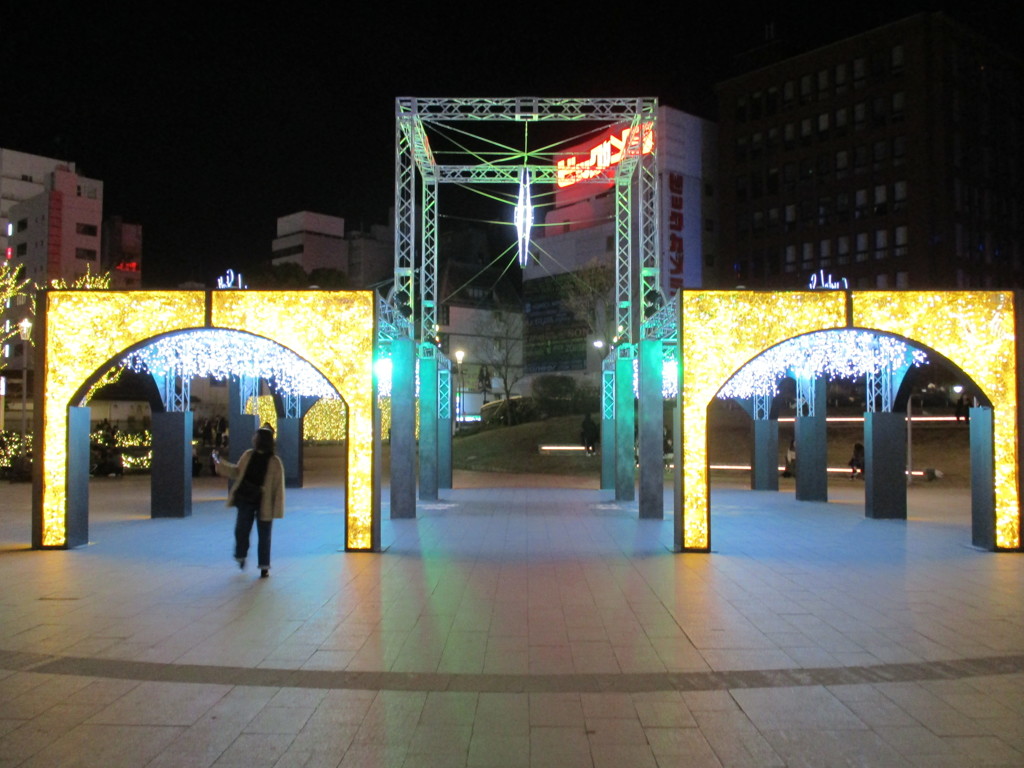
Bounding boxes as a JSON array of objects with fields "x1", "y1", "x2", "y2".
[
  {"x1": 454, "y1": 350, "x2": 465, "y2": 424},
  {"x1": 18, "y1": 318, "x2": 32, "y2": 465}
]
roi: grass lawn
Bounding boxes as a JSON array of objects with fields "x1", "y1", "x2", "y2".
[{"x1": 451, "y1": 402, "x2": 972, "y2": 486}]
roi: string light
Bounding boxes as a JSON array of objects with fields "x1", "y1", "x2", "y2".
[
  {"x1": 123, "y1": 329, "x2": 340, "y2": 399},
  {"x1": 717, "y1": 329, "x2": 927, "y2": 400},
  {"x1": 40, "y1": 290, "x2": 375, "y2": 551}
]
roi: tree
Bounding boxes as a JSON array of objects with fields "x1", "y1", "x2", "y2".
[
  {"x1": 0, "y1": 262, "x2": 30, "y2": 347},
  {"x1": 475, "y1": 310, "x2": 524, "y2": 424},
  {"x1": 559, "y1": 259, "x2": 615, "y2": 343}
]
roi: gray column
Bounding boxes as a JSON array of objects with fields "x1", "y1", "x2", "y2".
[
  {"x1": 795, "y1": 377, "x2": 828, "y2": 502},
  {"x1": 65, "y1": 406, "x2": 91, "y2": 548},
  {"x1": 638, "y1": 339, "x2": 663, "y2": 518},
  {"x1": 151, "y1": 410, "x2": 193, "y2": 519},
  {"x1": 864, "y1": 411, "x2": 906, "y2": 519},
  {"x1": 276, "y1": 417, "x2": 303, "y2": 488},
  {"x1": 751, "y1": 419, "x2": 780, "y2": 491},
  {"x1": 614, "y1": 352, "x2": 635, "y2": 501},
  {"x1": 227, "y1": 378, "x2": 259, "y2": 463},
  {"x1": 969, "y1": 407, "x2": 996, "y2": 550},
  {"x1": 418, "y1": 354, "x2": 438, "y2": 501},
  {"x1": 390, "y1": 336, "x2": 417, "y2": 518}
]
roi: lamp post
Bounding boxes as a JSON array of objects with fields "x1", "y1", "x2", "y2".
[
  {"x1": 18, "y1": 318, "x2": 32, "y2": 464},
  {"x1": 454, "y1": 349, "x2": 465, "y2": 426}
]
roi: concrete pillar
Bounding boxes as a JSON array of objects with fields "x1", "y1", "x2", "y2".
[
  {"x1": 228, "y1": 378, "x2": 259, "y2": 464},
  {"x1": 638, "y1": 338, "x2": 663, "y2": 518},
  {"x1": 864, "y1": 411, "x2": 906, "y2": 519},
  {"x1": 276, "y1": 417, "x2": 303, "y2": 488},
  {"x1": 969, "y1": 407, "x2": 996, "y2": 549},
  {"x1": 390, "y1": 337, "x2": 417, "y2": 518},
  {"x1": 65, "y1": 406, "x2": 91, "y2": 547},
  {"x1": 795, "y1": 377, "x2": 828, "y2": 502},
  {"x1": 151, "y1": 410, "x2": 193, "y2": 519},
  {"x1": 751, "y1": 418, "x2": 780, "y2": 491},
  {"x1": 614, "y1": 351, "x2": 635, "y2": 501}
]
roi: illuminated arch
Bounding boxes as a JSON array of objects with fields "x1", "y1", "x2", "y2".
[
  {"x1": 678, "y1": 290, "x2": 1020, "y2": 552},
  {"x1": 33, "y1": 290, "x2": 377, "y2": 551}
]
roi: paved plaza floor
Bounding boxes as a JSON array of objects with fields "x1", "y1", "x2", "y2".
[{"x1": 1, "y1": 464, "x2": 1023, "y2": 767}]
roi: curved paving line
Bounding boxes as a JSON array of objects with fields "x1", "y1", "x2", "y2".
[{"x1": 2, "y1": 649, "x2": 1024, "y2": 693}]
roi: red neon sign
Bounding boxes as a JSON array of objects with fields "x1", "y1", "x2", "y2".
[{"x1": 556, "y1": 123, "x2": 654, "y2": 188}]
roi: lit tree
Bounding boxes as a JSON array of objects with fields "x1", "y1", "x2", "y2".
[{"x1": 0, "y1": 262, "x2": 30, "y2": 346}]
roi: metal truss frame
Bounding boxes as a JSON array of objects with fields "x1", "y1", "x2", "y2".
[
  {"x1": 394, "y1": 96, "x2": 659, "y2": 350},
  {"x1": 794, "y1": 374, "x2": 817, "y2": 418},
  {"x1": 151, "y1": 372, "x2": 190, "y2": 413}
]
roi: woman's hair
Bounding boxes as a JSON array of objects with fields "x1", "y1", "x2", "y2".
[{"x1": 254, "y1": 426, "x2": 275, "y2": 454}]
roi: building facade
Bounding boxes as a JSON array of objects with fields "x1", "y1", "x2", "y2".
[
  {"x1": 0, "y1": 148, "x2": 75, "y2": 259},
  {"x1": 271, "y1": 210, "x2": 393, "y2": 288},
  {"x1": 715, "y1": 12, "x2": 1023, "y2": 289},
  {"x1": 101, "y1": 216, "x2": 143, "y2": 289},
  {"x1": 522, "y1": 105, "x2": 718, "y2": 378},
  {"x1": 6, "y1": 165, "x2": 103, "y2": 286}
]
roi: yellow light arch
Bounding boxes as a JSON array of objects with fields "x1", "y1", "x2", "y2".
[
  {"x1": 677, "y1": 290, "x2": 1020, "y2": 552},
  {"x1": 35, "y1": 290, "x2": 377, "y2": 550}
]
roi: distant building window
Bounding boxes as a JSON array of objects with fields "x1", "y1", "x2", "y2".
[
  {"x1": 800, "y1": 74, "x2": 813, "y2": 103},
  {"x1": 891, "y1": 91, "x2": 906, "y2": 121},
  {"x1": 891, "y1": 44, "x2": 905, "y2": 73},
  {"x1": 856, "y1": 232, "x2": 869, "y2": 261},
  {"x1": 75, "y1": 248, "x2": 97, "y2": 261},
  {"x1": 875, "y1": 229, "x2": 889, "y2": 260},
  {"x1": 874, "y1": 185, "x2": 888, "y2": 215},
  {"x1": 835, "y1": 62, "x2": 848, "y2": 94},
  {"x1": 75, "y1": 223, "x2": 98, "y2": 236},
  {"x1": 893, "y1": 180, "x2": 908, "y2": 211},
  {"x1": 16, "y1": 243, "x2": 27, "y2": 256},
  {"x1": 895, "y1": 225, "x2": 909, "y2": 257},
  {"x1": 893, "y1": 136, "x2": 907, "y2": 166},
  {"x1": 835, "y1": 106, "x2": 848, "y2": 130},
  {"x1": 837, "y1": 236, "x2": 851, "y2": 265},
  {"x1": 273, "y1": 244, "x2": 304, "y2": 259},
  {"x1": 16, "y1": 218, "x2": 28, "y2": 232}
]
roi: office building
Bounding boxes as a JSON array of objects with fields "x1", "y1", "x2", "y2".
[{"x1": 715, "y1": 12, "x2": 1023, "y2": 289}]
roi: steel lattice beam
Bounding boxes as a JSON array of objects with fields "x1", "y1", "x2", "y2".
[
  {"x1": 397, "y1": 97, "x2": 657, "y2": 122},
  {"x1": 614, "y1": 177, "x2": 633, "y2": 344},
  {"x1": 638, "y1": 153, "x2": 661, "y2": 321},
  {"x1": 393, "y1": 123, "x2": 417, "y2": 327},
  {"x1": 433, "y1": 165, "x2": 615, "y2": 185},
  {"x1": 419, "y1": 181, "x2": 438, "y2": 354}
]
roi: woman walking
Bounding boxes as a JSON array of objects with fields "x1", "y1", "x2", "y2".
[{"x1": 212, "y1": 424, "x2": 285, "y2": 578}]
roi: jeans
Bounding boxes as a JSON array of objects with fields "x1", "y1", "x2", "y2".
[{"x1": 234, "y1": 501, "x2": 272, "y2": 568}]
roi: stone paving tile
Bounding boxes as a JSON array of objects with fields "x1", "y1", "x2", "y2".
[{"x1": 1, "y1": 476, "x2": 1024, "y2": 766}]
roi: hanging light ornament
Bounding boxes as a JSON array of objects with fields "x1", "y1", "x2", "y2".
[{"x1": 514, "y1": 167, "x2": 533, "y2": 268}]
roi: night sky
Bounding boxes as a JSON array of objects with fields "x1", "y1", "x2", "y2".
[{"x1": 6, "y1": 3, "x2": 1021, "y2": 287}]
